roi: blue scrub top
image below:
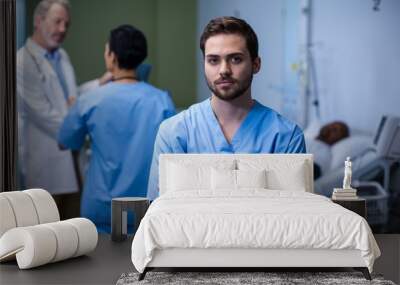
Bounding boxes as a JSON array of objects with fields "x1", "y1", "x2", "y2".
[
  {"x1": 147, "y1": 98, "x2": 306, "y2": 200},
  {"x1": 58, "y1": 82, "x2": 175, "y2": 232}
]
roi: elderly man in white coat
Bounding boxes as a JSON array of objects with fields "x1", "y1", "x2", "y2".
[{"x1": 17, "y1": 0, "x2": 109, "y2": 196}]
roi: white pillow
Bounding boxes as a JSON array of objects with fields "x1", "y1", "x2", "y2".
[
  {"x1": 330, "y1": 135, "x2": 373, "y2": 170},
  {"x1": 166, "y1": 160, "x2": 236, "y2": 192},
  {"x1": 211, "y1": 168, "x2": 236, "y2": 190},
  {"x1": 266, "y1": 167, "x2": 306, "y2": 191},
  {"x1": 167, "y1": 162, "x2": 210, "y2": 191},
  {"x1": 238, "y1": 159, "x2": 307, "y2": 191},
  {"x1": 211, "y1": 168, "x2": 267, "y2": 190},
  {"x1": 237, "y1": 169, "x2": 267, "y2": 189}
]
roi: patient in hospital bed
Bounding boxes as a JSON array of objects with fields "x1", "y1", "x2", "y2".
[
  {"x1": 307, "y1": 121, "x2": 349, "y2": 178},
  {"x1": 307, "y1": 115, "x2": 399, "y2": 201},
  {"x1": 306, "y1": 121, "x2": 373, "y2": 180}
]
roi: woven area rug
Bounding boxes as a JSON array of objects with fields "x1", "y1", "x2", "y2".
[{"x1": 116, "y1": 271, "x2": 396, "y2": 285}]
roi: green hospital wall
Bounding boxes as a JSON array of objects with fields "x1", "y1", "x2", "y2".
[
  {"x1": 26, "y1": 0, "x2": 196, "y2": 109},
  {"x1": 156, "y1": 0, "x2": 197, "y2": 108}
]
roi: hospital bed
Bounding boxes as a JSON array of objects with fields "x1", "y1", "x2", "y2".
[{"x1": 310, "y1": 115, "x2": 400, "y2": 227}]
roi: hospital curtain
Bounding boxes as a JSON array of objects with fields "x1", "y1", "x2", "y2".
[{"x1": 0, "y1": 0, "x2": 17, "y2": 192}]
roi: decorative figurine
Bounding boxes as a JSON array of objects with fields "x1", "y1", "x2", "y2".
[
  {"x1": 333, "y1": 157, "x2": 357, "y2": 199},
  {"x1": 342, "y1": 157, "x2": 353, "y2": 190}
]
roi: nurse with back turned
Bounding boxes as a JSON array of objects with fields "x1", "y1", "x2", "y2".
[{"x1": 58, "y1": 25, "x2": 175, "y2": 232}]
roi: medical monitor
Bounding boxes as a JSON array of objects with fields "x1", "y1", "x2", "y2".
[{"x1": 373, "y1": 115, "x2": 400, "y2": 159}]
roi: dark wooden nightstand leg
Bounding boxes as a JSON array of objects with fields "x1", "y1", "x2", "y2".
[
  {"x1": 138, "y1": 267, "x2": 153, "y2": 281},
  {"x1": 111, "y1": 202, "x2": 123, "y2": 242},
  {"x1": 138, "y1": 268, "x2": 147, "y2": 281},
  {"x1": 354, "y1": 267, "x2": 372, "y2": 280}
]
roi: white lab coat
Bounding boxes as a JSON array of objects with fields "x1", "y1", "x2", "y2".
[{"x1": 17, "y1": 38, "x2": 98, "y2": 194}]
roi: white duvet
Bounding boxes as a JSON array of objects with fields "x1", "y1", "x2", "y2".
[{"x1": 131, "y1": 190, "x2": 380, "y2": 273}]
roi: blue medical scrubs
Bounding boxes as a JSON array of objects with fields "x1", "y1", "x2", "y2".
[
  {"x1": 147, "y1": 98, "x2": 306, "y2": 200},
  {"x1": 58, "y1": 82, "x2": 175, "y2": 232}
]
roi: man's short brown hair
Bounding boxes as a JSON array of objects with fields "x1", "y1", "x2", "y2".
[{"x1": 200, "y1": 16, "x2": 259, "y2": 61}]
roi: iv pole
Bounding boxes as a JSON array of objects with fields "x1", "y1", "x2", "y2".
[{"x1": 300, "y1": 0, "x2": 321, "y2": 129}]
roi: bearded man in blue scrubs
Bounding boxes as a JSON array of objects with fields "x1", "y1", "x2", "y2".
[
  {"x1": 147, "y1": 16, "x2": 306, "y2": 201},
  {"x1": 58, "y1": 25, "x2": 175, "y2": 232}
]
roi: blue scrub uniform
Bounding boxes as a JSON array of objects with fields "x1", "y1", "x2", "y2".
[
  {"x1": 58, "y1": 82, "x2": 175, "y2": 232},
  {"x1": 147, "y1": 99, "x2": 306, "y2": 200}
]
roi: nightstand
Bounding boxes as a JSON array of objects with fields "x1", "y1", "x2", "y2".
[
  {"x1": 111, "y1": 197, "x2": 149, "y2": 242},
  {"x1": 332, "y1": 198, "x2": 367, "y2": 218}
]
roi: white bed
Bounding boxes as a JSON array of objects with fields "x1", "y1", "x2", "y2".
[{"x1": 131, "y1": 154, "x2": 380, "y2": 280}]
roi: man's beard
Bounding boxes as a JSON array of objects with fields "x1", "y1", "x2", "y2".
[
  {"x1": 41, "y1": 27, "x2": 64, "y2": 50},
  {"x1": 206, "y1": 72, "x2": 253, "y2": 101}
]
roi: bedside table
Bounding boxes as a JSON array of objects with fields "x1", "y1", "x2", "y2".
[
  {"x1": 332, "y1": 198, "x2": 366, "y2": 218},
  {"x1": 111, "y1": 197, "x2": 149, "y2": 242}
]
